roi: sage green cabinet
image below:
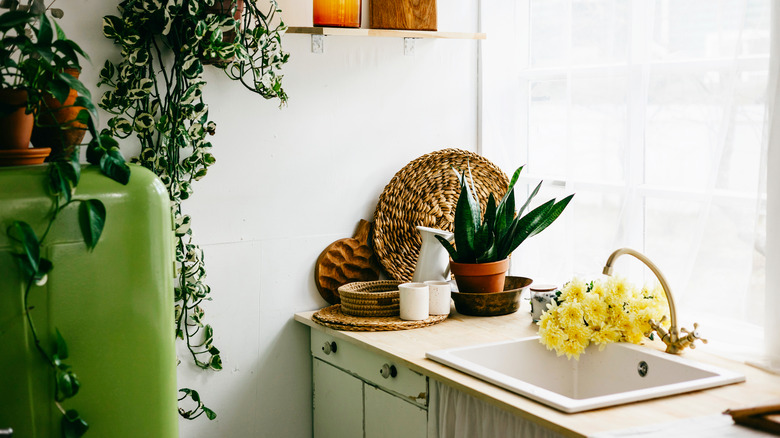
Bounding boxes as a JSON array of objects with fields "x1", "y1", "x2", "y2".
[
  {"x1": 313, "y1": 359, "x2": 364, "y2": 438},
  {"x1": 310, "y1": 330, "x2": 429, "y2": 438},
  {"x1": 364, "y1": 384, "x2": 427, "y2": 438}
]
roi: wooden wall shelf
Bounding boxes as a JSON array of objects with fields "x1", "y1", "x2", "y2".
[{"x1": 286, "y1": 27, "x2": 486, "y2": 40}]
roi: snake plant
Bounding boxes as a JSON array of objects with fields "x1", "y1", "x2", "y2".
[{"x1": 436, "y1": 164, "x2": 574, "y2": 264}]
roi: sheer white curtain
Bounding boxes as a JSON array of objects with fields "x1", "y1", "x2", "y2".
[{"x1": 480, "y1": 0, "x2": 771, "y2": 360}]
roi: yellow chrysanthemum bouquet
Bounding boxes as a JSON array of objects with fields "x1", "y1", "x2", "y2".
[{"x1": 537, "y1": 277, "x2": 669, "y2": 359}]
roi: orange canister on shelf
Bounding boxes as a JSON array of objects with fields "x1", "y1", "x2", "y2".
[{"x1": 313, "y1": 0, "x2": 361, "y2": 28}]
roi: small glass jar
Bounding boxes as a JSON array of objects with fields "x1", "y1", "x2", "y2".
[{"x1": 529, "y1": 284, "x2": 558, "y2": 323}]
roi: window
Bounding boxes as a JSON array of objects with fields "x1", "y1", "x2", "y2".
[{"x1": 481, "y1": 0, "x2": 770, "y2": 357}]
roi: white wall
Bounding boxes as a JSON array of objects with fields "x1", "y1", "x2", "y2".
[{"x1": 60, "y1": 1, "x2": 480, "y2": 436}]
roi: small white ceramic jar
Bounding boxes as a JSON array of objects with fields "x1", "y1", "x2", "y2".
[
  {"x1": 424, "y1": 280, "x2": 452, "y2": 315},
  {"x1": 399, "y1": 282, "x2": 429, "y2": 321},
  {"x1": 530, "y1": 284, "x2": 558, "y2": 323}
]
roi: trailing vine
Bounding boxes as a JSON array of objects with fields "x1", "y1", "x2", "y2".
[{"x1": 98, "y1": 0, "x2": 289, "y2": 420}]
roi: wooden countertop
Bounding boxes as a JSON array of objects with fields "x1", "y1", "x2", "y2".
[{"x1": 294, "y1": 308, "x2": 780, "y2": 438}]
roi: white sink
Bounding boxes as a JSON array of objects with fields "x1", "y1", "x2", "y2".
[{"x1": 426, "y1": 337, "x2": 745, "y2": 413}]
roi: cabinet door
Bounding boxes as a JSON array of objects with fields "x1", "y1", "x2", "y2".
[
  {"x1": 364, "y1": 385, "x2": 428, "y2": 438},
  {"x1": 313, "y1": 359, "x2": 364, "y2": 438}
]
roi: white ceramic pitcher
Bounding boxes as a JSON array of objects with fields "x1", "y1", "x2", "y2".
[{"x1": 412, "y1": 226, "x2": 454, "y2": 283}]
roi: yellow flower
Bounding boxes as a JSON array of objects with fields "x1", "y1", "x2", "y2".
[
  {"x1": 560, "y1": 278, "x2": 587, "y2": 303},
  {"x1": 590, "y1": 324, "x2": 621, "y2": 348},
  {"x1": 557, "y1": 302, "x2": 584, "y2": 328},
  {"x1": 565, "y1": 323, "x2": 591, "y2": 346},
  {"x1": 561, "y1": 338, "x2": 587, "y2": 359},
  {"x1": 536, "y1": 276, "x2": 669, "y2": 360},
  {"x1": 582, "y1": 293, "x2": 608, "y2": 326},
  {"x1": 539, "y1": 325, "x2": 566, "y2": 352}
]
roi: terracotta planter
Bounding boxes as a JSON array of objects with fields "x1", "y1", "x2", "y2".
[
  {"x1": 201, "y1": 0, "x2": 244, "y2": 66},
  {"x1": 450, "y1": 258, "x2": 510, "y2": 294},
  {"x1": 31, "y1": 68, "x2": 87, "y2": 161},
  {"x1": 0, "y1": 89, "x2": 34, "y2": 150}
]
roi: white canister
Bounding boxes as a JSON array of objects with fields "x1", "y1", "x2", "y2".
[
  {"x1": 530, "y1": 284, "x2": 558, "y2": 323},
  {"x1": 399, "y1": 282, "x2": 429, "y2": 321},
  {"x1": 425, "y1": 280, "x2": 452, "y2": 315}
]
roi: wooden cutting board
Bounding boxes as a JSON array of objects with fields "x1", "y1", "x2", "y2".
[{"x1": 315, "y1": 220, "x2": 384, "y2": 305}]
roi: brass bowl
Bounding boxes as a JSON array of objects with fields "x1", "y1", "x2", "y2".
[{"x1": 451, "y1": 276, "x2": 533, "y2": 316}]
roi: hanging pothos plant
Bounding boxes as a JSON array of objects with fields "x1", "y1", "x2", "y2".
[{"x1": 98, "y1": 0, "x2": 289, "y2": 421}]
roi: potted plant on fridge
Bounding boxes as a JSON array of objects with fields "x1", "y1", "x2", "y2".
[
  {"x1": 0, "y1": 10, "x2": 96, "y2": 162},
  {"x1": 436, "y1": 164, "x2": 574, "y2": 293}
]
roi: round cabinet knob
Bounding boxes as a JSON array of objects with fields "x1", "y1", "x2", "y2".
[
  {"x1": 321, "y1": 341, "x2": 337, "y2": 355},
  {"x1": 380, "y1": 364, "x2": 397, "y2": 379}
]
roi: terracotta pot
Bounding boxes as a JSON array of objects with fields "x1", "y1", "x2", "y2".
[
  {"x1": 450, "y1": 258, "x2": 510, "y2": 294},
  {"x1": 201, "y1": 0, "x2": 244, "y2": 66},
  {"x1": 0, "y1": 89, "x2": 34, "y2": 150},
  {"x1": 31, "y1": 68, "x2": 87, "y2": 161}
]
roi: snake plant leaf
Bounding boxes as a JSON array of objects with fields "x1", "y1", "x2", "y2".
[
  {"x1": 78, "y1": 199, "x2": 106, "y2": 250},
  {"x1": 525, "y1": 194, "x2": 574, "y2": 240},
  {"x1": 61, "y1": 409, "x2": 88, "y2": 438},
  {"x1": 502, "y1": 165, "x2": 523, "y2": 204},
  {"x1": 518, "y1": 180, "x2": 543, "y2": 217},
  {"x1": 495, "y1": 188, "x2": 514, "y2": 242},
  {"x1": 473, "y1": 222, "x2": 492, "y2": 260},
  {"x1": 435, "y1": 234, "x2": 460, "y2": 262},
  {"x1": 498, "y1": 199, "x2": 556, "y2": 260},
  {"x1": 484, "y1": 193, "x2": 497, "y2": 235},
  {"x1": 453, "y1": 171, "x2": 479, "y2": 261}
]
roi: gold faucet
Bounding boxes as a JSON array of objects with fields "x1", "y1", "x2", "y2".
[{"x1": 602, "y1": 248, "x2": 707, "y2": 354}]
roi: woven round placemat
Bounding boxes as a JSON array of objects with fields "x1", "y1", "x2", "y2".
[
  {"x1": 312, "y1": 305, "x2": 448, "y2": 331},
  {"x1": 373, "y1": 149, "x2": 510, "y2": 282}
]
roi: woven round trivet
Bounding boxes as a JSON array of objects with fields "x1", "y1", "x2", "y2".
[
  {"x1": 338, "y1": 280, "x2": 402, "y2": 317},
  {"x1": 312, "y1": 305, "x2": 448, "y2": 331},
  {"x1": 373, "y1": 149, "x2": 510, "y2": 282}
]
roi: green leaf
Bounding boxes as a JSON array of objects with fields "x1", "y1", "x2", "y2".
[
  {"x1": 0, "y1": 11, "x2": 35, "y2": 30},
  {"x1": 98, "y1": 60, "x2": 115, "y2": 83},
  {"x1": 518, "y1": 181, "x2": 542, "y2": 217},
  {"x1": 203, "y1": 406, "x2": 217, "y2": 420},
  {"x1": 35, "y1": 258, "x2": 53, "y2": 283},
  {"x1": 54, "y1": 328, "x2": 69, "y2": 360},
  {"x1": 102, "y1": 15, "x2": 124, "y2": 40},
  {"x1": 99, "y1": 148, "x2": 131, "y2": 185},
  {"x1": 61, "y1": 409, "x2": 88, "y2": 438},
  {"x1": 48, "y1": 157, "x2": 80, "y2": 201},
  {"x1": 452, "y1": 173, "x2": 478, "y2": 262},
  {"x1": 78, "y1": 199, "x2": 106, "y2": 250},
  {"x1": 209, "y1": 354, "x2": 222, "y2": 370},
  {"x1": 37, "y1": 14, "x2": 53, "y2": 47},
  {"x1": 7, "y1": 221, "x2": 40, "y2": 275},
  {"x1": 56, "y1": 369, "x2": 81, "y2": 400},
  {"x1": 46, "y1": 79, "x2": 70, "y2": 105}
]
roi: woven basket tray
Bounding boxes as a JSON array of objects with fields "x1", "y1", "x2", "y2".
[
  {"x1": 373, "y1": 149, "x2": 509, "y2": 282},
  {"x1": 312, "y1": 304, "x2": 447, "y2": 331},
  {"x1": 338, "y1": 280, "x2": 401, "y2": 317}
]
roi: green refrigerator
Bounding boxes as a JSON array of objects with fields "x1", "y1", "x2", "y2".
[{"x1": 0, "y1": 164, "x2": 178, "y2": 437}]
